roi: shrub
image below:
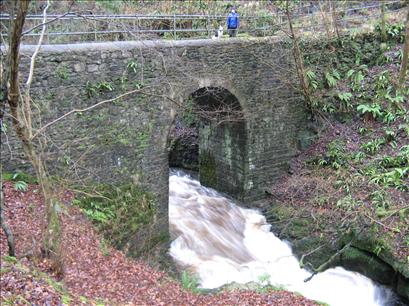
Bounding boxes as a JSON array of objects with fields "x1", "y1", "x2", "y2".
[{"x1": 73, "y1": 183, "x2": 156, "y2": 247}]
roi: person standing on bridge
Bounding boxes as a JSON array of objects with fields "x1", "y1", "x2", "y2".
[{"x1": 227, "y1": 8, "x2": 239, "y2": 37}]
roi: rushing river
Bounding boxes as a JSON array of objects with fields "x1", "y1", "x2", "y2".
[{"x1": 169, "y1": 170, "x2": 397, "y2": 306}]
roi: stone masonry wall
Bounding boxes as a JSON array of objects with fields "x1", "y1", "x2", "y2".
[{"x1": 1, "y1": 37, "x2": 307, "y2": 237}]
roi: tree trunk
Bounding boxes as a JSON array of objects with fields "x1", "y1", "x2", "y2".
[
  {"x1": 319, "y1": 0, "x2": 334, "y2": 50},
  {"x1": 0, "y1": 166, "x2": 15, "y2": 257},
  {"x1": 330, "y1": 0, "x2": 341, "y2": 44},
  {"x1": 285, "y1": 1, "x2": 313, "y2": 111},
  {"x1": 398, "y1": 6, "x2": 409, "y2": 86},
  {"x1": 6, "y1": 0, "x2": 63, "y2": 275},
  {"x1": 381, "y1": 2, "x2": 387, "y2": 42}
]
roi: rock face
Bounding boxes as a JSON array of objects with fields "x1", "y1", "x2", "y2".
[
  {"x1": 267, "y1": 203, "x2": 409, "y2": 303},
  {"x1": 340, "y1": 247, "x2": 397, "y2": 285},
  {"x1": 168, "y1": 126, "x2": 198, "y2": 171}
]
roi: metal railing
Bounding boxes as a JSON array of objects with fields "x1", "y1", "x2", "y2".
[
  {"x1": 0, "y1": 1, "x2": 404, "y2": 44},
  {"x1": 0, "y1": 13, "x2": 284, "y2": 42}
]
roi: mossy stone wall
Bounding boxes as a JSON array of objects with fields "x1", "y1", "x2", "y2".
[{"x1": 1, "y1": 38, "x2": 307, "y2": 238}]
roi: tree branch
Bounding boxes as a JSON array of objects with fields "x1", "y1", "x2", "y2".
[
  {"x1": 303, "y1": 239, "x2": 353, "y2": 283},
  {"x1": 31, "y1": 87, "x2": 151, "y2": 140},
  {"x1": 26, "y1": 0, "x2": 49, "y2": 91},
  {"x1": 22, "y1": 10, "x2": 74, "y2": 35}
]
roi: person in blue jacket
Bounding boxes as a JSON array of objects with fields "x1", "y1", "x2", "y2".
[{"x1": 227, "y1": 8, "x2": 239, "y2": 37}]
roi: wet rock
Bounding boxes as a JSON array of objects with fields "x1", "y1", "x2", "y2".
[
  {"x1": 397, "y1": 275, "x2": 409, "y2": 303},
  {"x1": 168, "y1": 127, "x2": 198, "y2": 171},
  {"x1": 340, "y1": 246, "x2": 397, "y2": 286}
]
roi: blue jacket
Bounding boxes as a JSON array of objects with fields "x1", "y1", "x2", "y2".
[{"x1": 227, "y1": 12, "x2": 239, "y2": 29}]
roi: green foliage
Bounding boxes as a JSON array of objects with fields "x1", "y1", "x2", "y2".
[
  {"x1": 254, "y1": 273, "x2": 287, "y2": 293},
  {"x1": 99, "y1": 238, "x2": 111, "y2": 257},
  {"x1": 61, "y1": 295, "x2": 72, "y2": 305},
  {"x1": 7, "y1": 171, "x2": 37, "y2": 184},
  {"x1": 56, "y1": 64, "x2": 69, "y2": 80},
  {"x1": 357, "y1": 104, "x2": 383, "y2": 120},
  {"x1": 73, "y1": 183, "x2": 156, "y2": 246},
  {"x1": 346, "y1": 65, "x2": 367, "y2": 91},
  {"x1": 376, "y1": 22, "x2": 405, "y2": 43},
  {"x1": 311, "y1": 94, "x2": 336, "y2": 114},
  {"x1": 2, "y1": 255, "x2": 17, "y2": 264},
  {"x1": 85, "y1": 80, "x2": 114, "y2": 98},
  {"x1": 399, "y1": 124, "x2": 409, "y2": 137},
  {"x1": 337, "y1": 92, "x2": 352, "y2": 103},
  {"x1": 127, "y1": 60, "x2": 138, "y2": 73},
  {"x1": 336, "y1": 92, "x2": 353, "y2": 110},
  {"x1": 95, "y1": 0, "x2": 124, "y2": 14},
  {"x1": 3, "y1": 171, "x2": 36, "y2": 192},
  {"x1": 361, "y1": 138, "x2": 385, "y2": 155},
  {"x1": 395, "y1": 49, "x2": 403, "y2": 63},
  {"x1": 181, "y1": 97, "x2": 198, "y2": 127},
  {"x1": 318, "y1": 140, "x2": 349, "y2": 170},
  {"x1": 324, "y1": 69, "x2": 341, "y2": 88},
  {"x1": 73, "y1": 198, "x2": 114, "y2": 223},
  {"x1": 257, "y1": 273, "x2": 271, "y2": 286},
  {"x1": 358, "y1": 127, "x2": 367, "y2": 136},
  {"x1": 374, "y1": 70, "x2": 390, "y2": 92},
  {"x1": 336, "y1": 195, "x2": 361, "y2": 211},
  {"x1": 306, "y1": 69, "x2": 319, "y2": 90},
  {"x1": 14, "y1": 181, "x2": 28, "y2": 192},
  {"x1": 86, "y1": 81, "x2": 98, "y2": 98},
  {"x1": 373, "y1": 242, "x2": 385, "y2": 257},
  {"x1": 273, "y1": 0, "x2": 301, "y2": 12},
  {"x1": 0, "y1": 122, "x2": 7, "y2": 133},
  {"x1": 362, "y1": 146, "x2": 409, "y2": 191},
  {"x1": 370, "y1": 167, "x2": 408, "y2": 191},
  {"x1": 181, "y1": 271, "x2": 202, "y2": 293},
  {"x1": 352, "y1": 151, "x2": 366, "y2": 163},
  {"x1": 97, "y1": 81, "x2": 114, "y2": 92},
  {"x1": 370, "y1": 190, "x2": 390, "y2": 210},
  {"x1": 383, "y1": 128, "x2": 395, "y2": 142},
  {"x1": 383, "y1": 110, "x2": 396, "y2": 125}
]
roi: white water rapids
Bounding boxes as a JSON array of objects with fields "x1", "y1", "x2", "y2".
[{"x1": 169, "y1": 170, "x2": 397, "y2": 306}]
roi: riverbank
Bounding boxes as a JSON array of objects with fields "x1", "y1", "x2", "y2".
[
  {"x1": 264, "y1": 117, "x2": 409, "y2": 302},
  {"x1": 0, "y1": 181, "x2": 317, "y2": 305}
]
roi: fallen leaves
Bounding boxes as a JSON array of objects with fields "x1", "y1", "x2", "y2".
[{"x1": 1, "y1": 182, "x2": 317, "y2": 305}]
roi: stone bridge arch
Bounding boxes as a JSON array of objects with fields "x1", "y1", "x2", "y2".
[
  {"x1": 2, "y1": 39, "x2": 309, "y2": 252},
  {"x1": 174, "y1": 85, "x2": 248, "y2": 198}
]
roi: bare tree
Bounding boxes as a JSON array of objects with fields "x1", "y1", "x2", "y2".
[
  {"x1": 399, "y1": 4, "x2": 409, "y2": 87},
  {"x1": 4, "y1": 0, "x2": 64, "y2": 274},
  {"x1": 319, "y1": 0, "x2": 334, "y2": 50},
  {"x1": 284, "y1": 0, "x2": 313, "y2": 111},
  {"x1": 380, "y1": 1, "x2": 387, "y2": 42},
  {"x1": 330, "y1": 0, "x2": 341, "y2": 44},
  {"x1": 0, "y1": 12, "x2": 15, "y2": 256}
]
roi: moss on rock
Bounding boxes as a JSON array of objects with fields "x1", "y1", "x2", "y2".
[
  {"x1": 199, "y1": 151, "x2": 217, "y2": 187},
  {"x1": 341, "y1": 246, "x2": 397, "y2": 285}
]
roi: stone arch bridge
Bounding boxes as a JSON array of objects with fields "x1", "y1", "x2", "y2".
[{"x1": 2, "y1": 38, "x2": 308, "y2": 240}]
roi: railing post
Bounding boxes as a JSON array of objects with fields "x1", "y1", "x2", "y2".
[
  {"x1": 173, "y1": 14, "x2": 176, "y2": 39},
  {"x1": 207, "y1": 15, "x2": 211, "y2": 38},
  {"x1": 132, "y1": 17, "x2": 136, "y2": 38},
  {"x1": 94, "y1": 19, "x2": 97, "y2": 41}
]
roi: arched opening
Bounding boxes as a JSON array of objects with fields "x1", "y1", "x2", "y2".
[{"x1": 169, "y1": 86, "x2": 247, "y2": 199}]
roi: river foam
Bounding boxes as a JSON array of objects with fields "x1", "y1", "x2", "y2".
[{"x1": 169, "y1": 170, "x2": 396, "y2": 306}]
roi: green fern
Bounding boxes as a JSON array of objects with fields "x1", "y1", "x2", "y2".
[{"x1": 14, "y1": 181, "x2": 28, "y2": 192}]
